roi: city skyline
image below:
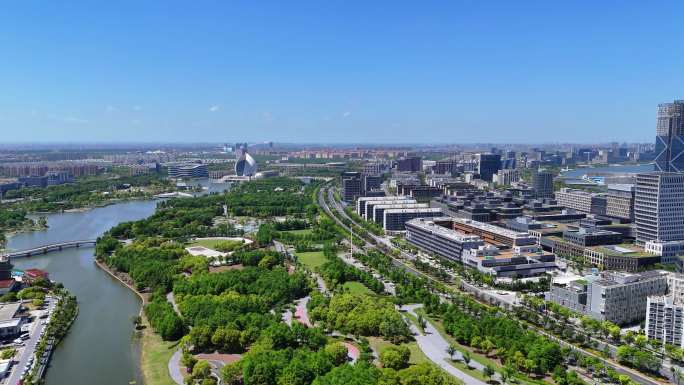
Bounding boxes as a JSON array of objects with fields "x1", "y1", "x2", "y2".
[{"x1": 2, "y1": 1, "x2": 684, "y2": 143}]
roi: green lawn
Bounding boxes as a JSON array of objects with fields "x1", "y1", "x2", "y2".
[
  {"x1": 367, "y1": 337, "x2": 429, "y2": 365},
  {"x1": 140, "y1": 317, "x2": 180, "y2": 385},
  {"x1": 342, "y1": 281, "x2": 373, "y2": 295},
  {"x1": 284, "y1": 228, "x2": 313, "y2": 235},
  {"x1": 188, "y1": 238, "x2": 242, "y2": 249},
  {"x1": 296, "y1": 251, "x2": 327, "y2": 270}
]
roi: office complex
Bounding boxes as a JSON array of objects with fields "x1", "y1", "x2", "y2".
[
  {"x1": 531, "y1": 170, "x2": 554, "y2": 198},
  {"x1": 167, "y1": 163, "x2": 209, "y2": 179},
  {"x1": 451, "y1": 218, "x2": 537, "y2": 247},
  {"x1": 396, "y1": 157, "x2": 422, "y2": 172},
  {"x1": 371, "y1": 203, "x2": 428, "y2": 226},
  {"x1": 635, "y1": 172, "x2": 684, "y2": 244},
  {"x1": 383, "y1": 208, "x2": 442, "y2": 231},
  {"x1": 363, "y1": 198, "x2": 416, "y2": 220},
  {"x1": 356, "y1": 196, "x2": 410, "y2": 217},
  {"x1": 405, "y1": 218, "x2": 484, "y2": 262},
  {"x1": 655, "y1": 100, "x2": 684, "y2": 172},
  {"x1": 555, "y1": 188, "x2": 606, "y2": 215},
  {"x1": 550, "y1": 271, "x2": 668, "y2": 325},
  {"x1": 493, "y1": 169, "x2": 520, "y2": 186},
  {"x1": 606, "y1": 184, "x2": 635, "y2": 221},
  {"x1": 341, "y1": 172, "x2": 363, "y2": 202},
  {"x1": 645, "y1": 240, "x2": 684, "y2": 265},
  {"x1": 476, "y1": 153, "x2": 501, "y2": 182}
]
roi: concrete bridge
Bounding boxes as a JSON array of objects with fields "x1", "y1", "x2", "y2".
[{"x1": 2, "y1": 240, "x2": 97, "y2": 259}]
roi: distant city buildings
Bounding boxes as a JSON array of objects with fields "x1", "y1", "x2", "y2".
[{"x1": 167, "y1": 163, "x2": 209, "y2": 179}]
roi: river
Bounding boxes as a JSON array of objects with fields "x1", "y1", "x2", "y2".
[
  {"x1": 560, "y1": 163, "x2": 654, "y2": 178},
  {"x1": 6, "y1": 200, "x2": 159, "y2": 385}
]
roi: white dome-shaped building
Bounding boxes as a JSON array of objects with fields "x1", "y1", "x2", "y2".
[{"x1": 235, "y1": 152, "x2": 258, "y2": 176}]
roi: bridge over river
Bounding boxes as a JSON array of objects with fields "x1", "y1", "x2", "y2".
[{"x1": 2, "y1": 240, "x2": 97, "y2": 259}]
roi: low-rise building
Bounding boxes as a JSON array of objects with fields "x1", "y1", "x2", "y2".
[
  {"x1": 372, "y1": 203, "x2": 428, "y2": 227},
  {"x1": 461, "y1": 244, "x2": 556, "y2": 278},
  {"x1": 451, "y1": 218, "x2": 537, "y2": 247},
  {"x1": 584, "y1": 244, "x2": 660, "y2": 272},
  {"x1": 587, "y1": 270, "x2": 668, "y2": 325},
  {"x1": 383, "y1": 208, "x2": 443, "y2": 232},
  {"x1": 0, "y1": 303, "x2": 23, "y2": 338},
  {"x1": 555, "y1": 188, "x2": 607, "y2": 215},
  {"x1": 405, "y1": 218, "x2": 484, "y2": 262},
  {"x1": 645, "y1": 240, "x2": 684, "y2": 265}
]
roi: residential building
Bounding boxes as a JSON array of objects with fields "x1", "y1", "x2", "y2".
[
  {"x1": 382, "y1": 208, "x2": 442, "y2": 231},
  {"x1": 606, "y1": 184, "x2": 635, "y2": 222},
  {"x1": 655, "y1": 100, "x2": 684, "y2": 172},
  {"x1": 635, "y1": 172, "x2": 684, "y2": 245},
  {"x1": 405, "y1": 218, "x2": 484, "y2": 262}
]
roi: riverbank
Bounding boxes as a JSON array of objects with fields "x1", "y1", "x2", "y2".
[{"x1": 94, "y1": 258, "x2": 180, "y2": 385}]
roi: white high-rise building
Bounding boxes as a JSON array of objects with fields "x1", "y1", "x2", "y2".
[{"x1": 635, "y1": 172, "x2": 684, "y2": 245}]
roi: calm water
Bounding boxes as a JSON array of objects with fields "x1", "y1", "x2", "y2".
[
  {"x1": 560, "y1": 163, "x2": 654, "y2": 178},
  {"x1": 6, "y1": 200, "x2": 159, "y2": 385}
]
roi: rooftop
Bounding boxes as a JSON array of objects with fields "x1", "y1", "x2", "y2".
[
  {"x1": 406, "y1": 218, "x2": 483, "y2": 243},
  {"x1": 588, "y1": 243, "x2": 650, "y2": 257},
  {"x1": 0, "y1": 302, "x2": 21, "y2": 322},
  {"x1": 453, "y1": 217, "x2": 532, "y2": 239}
]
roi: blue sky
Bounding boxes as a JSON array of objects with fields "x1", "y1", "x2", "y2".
[{"x1": 1, "y1": 1, "x2": 683, "y2": 144}]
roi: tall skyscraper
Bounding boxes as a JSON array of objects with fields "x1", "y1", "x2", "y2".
[
  {"x1": 635, "y1": 172, "x2": 684, "y2": 244},
  {"x1": 476, "y1": 153, "x2": 501, "y2": 182},
  {"x1": 655, "y1": 100, "x2": 684, "y2": 172},
  {"x1": 531, "y1": 169, "x2": 554, "y2": 198}
]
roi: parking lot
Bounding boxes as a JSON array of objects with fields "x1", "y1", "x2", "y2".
[{"x1": 2, "y1": 296, "x2": 57, "y2": 385}]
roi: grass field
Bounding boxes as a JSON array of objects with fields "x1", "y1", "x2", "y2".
[
  {"x1": 284, "y1": 228, "x2": 313, "y2": 235},
  {"x1": 367, "y1": 337, "x2": 429, "y2": 365},
  {"x1": 140, "y1": 316, "x2": 180, "y2": 385},
  {"x1": 342, "y1": 281, "x2": 374, "y2": 295},
  {"x1": 296, "y1": 251, "x2": 327, "y2": 270}
]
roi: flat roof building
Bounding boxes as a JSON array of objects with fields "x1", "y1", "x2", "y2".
[
  {"x1": 405, "y1": 218, "x2": 484, "y2": 262},
  {"x1": 383, "y1": 208, "x2": 443, "y2": 232},
  {"x1": 451, "y1": 218, "x2": 537, "y2": 247}
]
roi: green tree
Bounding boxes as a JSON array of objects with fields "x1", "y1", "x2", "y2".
[
  {"x1": 380, "y1": 345, "x2": 410, "y2": 370},
  {"x1": 483, "y1": 364, "x2": 495, "y2": 383},
  {"x1": 446, "y1": 344, "x2": 457, "y2": 361}
]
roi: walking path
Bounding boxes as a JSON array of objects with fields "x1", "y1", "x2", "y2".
[
  {"x1": 401, "y1": 304, "x2": 488, "y2": 385},
  {"x1": 168, "y1": 349, "x2": 184, "y2": 385}
]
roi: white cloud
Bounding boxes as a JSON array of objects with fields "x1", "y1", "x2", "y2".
[
  {"x1": 132, "y1": 105, "x2": 142, "y2": 111},
  {"x1": 106, "y1": 105, "x2": 117, "y2": 112},
  {"x1": 131, "y1": 119, "x2": 141, "y2": 125},
  {"x1": 209, "y1": 105, "x2": 221, "y2": 112},
  {"x1": 342, "y1": 111, "x2": 351, "y2": 118}
]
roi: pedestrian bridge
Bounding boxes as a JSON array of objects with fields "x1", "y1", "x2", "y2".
[{"x1": 2, "y1": 240, "x2": 97, "y2": 259}]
